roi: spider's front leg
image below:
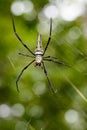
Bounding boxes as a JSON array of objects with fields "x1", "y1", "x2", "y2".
[
  {"x1": 43, "y1": 18, "x2": 52, "y2": 55},
  {"x1": 12, "y1": 15, "x2": 35, "y2": 56}
]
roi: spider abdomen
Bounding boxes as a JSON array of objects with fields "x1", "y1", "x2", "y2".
[
  {"x1": 34, "y1": 54, "x2": 44, "y2": 67},
  {"x1": 36, "y1": 55, "x2": 42, "y2": 63}
]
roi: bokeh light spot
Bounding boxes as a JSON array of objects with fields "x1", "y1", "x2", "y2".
[
  {"x1": 11, "y1": 1, "x2": 25, "y2": 16},
  {"x1": 0, "y1": 104, "x2": 10, "y2": 118},
  {"x1": 11, "y1": 0, "x2": 34, "y2": 16},
  {"x1": 68, "y1": 26, "x2": 82, "y2": 40},
  {"x1": 64, "y1": 109, "x2": 79, "y2": 124},
  {"x1": 19, "y1": 89, "x2": 33, "y2": 102},
  {"x1": 60, "y1": 1, "x2": 84, "y2": 21},
  {"x1": 27, "y1": 105, "x2": 43, "y2": 118},
  {"x1": 43, "y1": 5, "x2": 59, "y2": 18},
  {"x1": 11, "y1": 103, "x2": 25, "y2": 117},
  {"x1": 33, "y1": 82, "x2": 46, "y2": 95},
  {"x1": 15, "y1": 121, "x2": 27, "y2": 130}
]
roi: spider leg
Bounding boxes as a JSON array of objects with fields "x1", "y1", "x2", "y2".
[
  {"x1": 43, "y1": 63, "x2": 56, "y2": 93},
  {"x1": 43, "y1": 18, "x2": 52, "y2": 55},
  {"x1": 18, "y1": 52, "x2": 35, "y2": 58},
  {"x1": 12, "y1": 15, "x2": 35, "y2": 56},
  {"x1": 44, "y1": 56, "x2": 58, "y2": 59},
  {"x1": 44, "y1": 58, "x2": 70, "y2": 67},
  {"x1": 16, "y1": 60, "x2": 35, "y2": 92}
]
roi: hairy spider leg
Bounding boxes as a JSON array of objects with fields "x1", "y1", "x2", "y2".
[
  {"x1": 44, "y1": 58, "x2": 71, "y2": 67},
  {"x1": 43, "y1": 18, "x2": 52, "y2": 55},
  {"x1": 43, "y1": 56, "x2": 58, "y2": 59},
  {"x1": 16, "y1": 60, "x2": 35, "y2": 92},
  {"x1": 43, "y1": 63, "x2": 56, "y2": 93},
  {"x1": 44, "y1": 58, "x2": 67, "y2": 66},
  {"x1": 18, "y1": 52, "x2": 35, "y2": 58},
  {"x1": 12, "y1": 16, "x2": 35, "y2": 56}
]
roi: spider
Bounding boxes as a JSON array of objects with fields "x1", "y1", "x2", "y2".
[{"x1": 12, "y1": 16, "x2": 68, "y2": 93}]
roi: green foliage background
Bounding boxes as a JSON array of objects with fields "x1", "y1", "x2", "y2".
[{"x1": 0, "y1": 0, "x2": 87, "y2": 130}]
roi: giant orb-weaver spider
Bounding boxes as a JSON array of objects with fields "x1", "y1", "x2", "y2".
[{"x1": 12, "y1": 16, "x2": 68, "y2": 93}]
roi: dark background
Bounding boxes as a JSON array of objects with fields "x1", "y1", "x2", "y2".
[{"x1": 0, "y1": 0, "x2": 87, "y2": 130}]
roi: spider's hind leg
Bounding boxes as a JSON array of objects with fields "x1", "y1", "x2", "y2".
[
  {"x1": 16, "y1": 60, "x2": 35, "y2": 92},
  {"x1": 42, "y1": 62, "x2": 56, "y2": 93}
]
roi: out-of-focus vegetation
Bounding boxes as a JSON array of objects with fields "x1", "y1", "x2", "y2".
[{"x1": 0, "y1": 0, "x2": 87, "y2": 130}]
